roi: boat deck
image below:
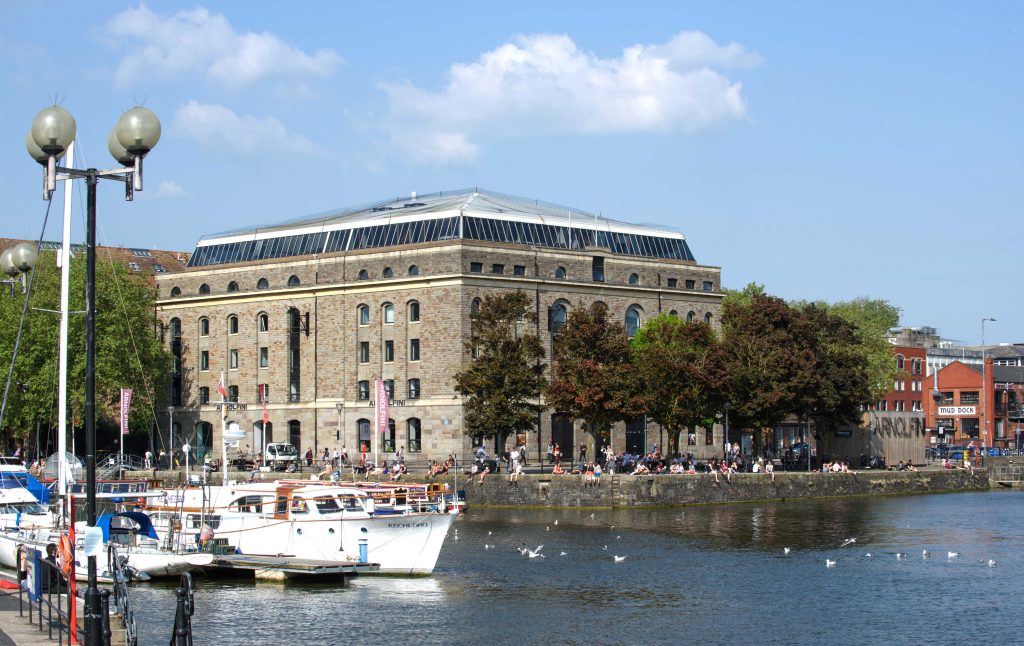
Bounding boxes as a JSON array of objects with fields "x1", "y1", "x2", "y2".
[{"x1": 206, "y1": 555, "x2": 379, "y2": 580}]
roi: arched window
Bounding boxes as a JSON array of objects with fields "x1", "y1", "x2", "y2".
[
  {"x1": 625, "y1": 306, "x2": 642, "y2": 338},
  {"x1": 550, "y1": 303, "x2": 567, "y2": 334},
  {"x1": 383, "y1": 418, "x2": 396, "y2": 453},
  {"x1": 407, "y1": 418, "x2": 422, "y2": 452},
  {"x1": 257, "y1": 278, "x2": 269, "y2": 290},
  {"x1": 199, "y1": 318, "x2": 209, "y2": 336},
  {"x1": 170, "y1": 286, "x2": 181, "y2": 297},
  {"x1": 687, "y1": 311, "x2": 695, "y2": 323},
  {"x1": 287, "y1": 275, "x2": 300, "y2": 287},
  {"x1": 704, "y1": 312, "x2": 713, "y2": 325},
  {"x1": 358, "y1": 304, "x2": 370, "y2": 326},
  {"x1": 227, "y1": 281, "x2": 239, "y2": 292},
  {"x1": 669, "y1": 310, "x2": 678, "y2": 317},
  {"x1": 228, "y1": 315, "x2": 239, "y2": 334},
  {"x1": 554, "y1": 267, "x2": 566, "y2": 279},
  {"x1": 198, "y1": 283, "x2": 210, "y2": 295},
  {"x1": 383, "y1": 267, "x2": 394, "y2": 279},
  {"x1": 470, "y1": 298, "x2": 482, "y2": 318},
  {"x1": 358, "y1": 269, "x2": 369, "y2": 281},
  {"x1": 895, "y1": 355, "x2": 905, "y2": 370},
  {"x1": 258, "y1": 313, "x2": 269, "y2": 333},
  {"x1": 383, "y1": 303, "x2": 395, "y2": 324},
  {"x1": 629, "y1": 273, "x2": 640, "y2": 286},
  {"x1": 288, "y1": 308, "x2": 301, "y2": 402},
  {"x1": 408, "y1": 301, "x2": 420, "y2": 323},
  {"x1": 408, "y1": 265, "x2": 419, "y2": 276}
]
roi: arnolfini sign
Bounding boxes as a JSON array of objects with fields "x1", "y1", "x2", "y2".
[{"x1": 938, "y1": 406, "x2": 977, "y2": 416}]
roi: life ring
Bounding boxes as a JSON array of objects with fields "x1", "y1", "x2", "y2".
[{"x1": 58, "y1": 534, "x2": 74, "y2": 578}]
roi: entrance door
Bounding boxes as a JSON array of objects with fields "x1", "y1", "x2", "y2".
[
  {"x1": 625, "y1": 417, "x2": 646, "y2": 455},
  {"x1": 551, "y1": 413, "x2": 574, "y2": 463}
]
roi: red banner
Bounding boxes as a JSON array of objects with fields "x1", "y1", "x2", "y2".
[
  {"x1": 375, "y1": 379, "x2": 389, "y2": 434},
  {"x1": 119, "y1": 388, "x2": 133, "y2": 435}
]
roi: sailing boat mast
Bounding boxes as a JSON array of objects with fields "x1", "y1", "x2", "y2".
[{"x1": 57, "y1": 141, "x2": 74, "y2": 504}]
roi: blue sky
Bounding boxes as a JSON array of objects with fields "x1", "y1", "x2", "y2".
[{"x1": 1, "y1": 1, "x2": 1020, "y2": 345}]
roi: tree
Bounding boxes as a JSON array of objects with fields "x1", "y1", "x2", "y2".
[
  {"x1": 0, "y1": 250, "x2": 172, "y2": 449},
  {"x1": 632, "y1": 313, "x2": 727, "y2": 457},
  {"x1": 720, "y1": 293, "x2": 810, "y2": 455},
  {"x1": 827, "y1": 298, "x2": 901, "y2": 400},
  {"x1": 544, "y1": 301, "x2": 645, "y2": 453},
  {"x1": 454, "y1": 291, "x2": 546, "y2": 447}
]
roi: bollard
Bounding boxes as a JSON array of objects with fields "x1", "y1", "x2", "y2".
[{"x1": 101, "y1": 589, "x2": 112, "y2": 645}]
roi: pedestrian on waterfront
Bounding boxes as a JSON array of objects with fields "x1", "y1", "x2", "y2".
[
  {"x1": 546, "y1": 442, "x2": 554, "y2": 464},
  {"x1": 579, "y1": 443, "x2": 587, "y2": 465},
  {"x1": 518, "y1": 443, "x2": 527, "y2": 466},
  {"x1": 144, "y1": 450, "x2": 152, "y2": 469},
  {"x1": 332, "y1": 448, "x2": 340, "y2": 468},
  {"x1": 321, "y1": 448, "x2": 329, "y2": 466},
  {"x1": 397, "y1": 446, "x2": 405, "y2": 465},
  {"x1": 305, "y1": 448, "x2": 313, "y2": 467}
]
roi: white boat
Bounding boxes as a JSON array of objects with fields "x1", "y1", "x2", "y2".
[
  {"x1": 144, "y1": 481, "x2": 457, "y2": 575},
  {"x1": 0, "y1": 458, "x2": 54, "y2": 530}
]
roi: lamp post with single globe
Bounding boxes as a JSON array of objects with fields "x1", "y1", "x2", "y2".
[
  {"x1": 981, "y1": 317, "x2": 996, "y2": 453},
  {"x1": 27, "y1": 104, "x2": 160, "y2": 646}
]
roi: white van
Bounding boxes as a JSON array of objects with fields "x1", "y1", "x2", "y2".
[{"x1": 264, "y1": 443, "x2": 299, "y2": 471}]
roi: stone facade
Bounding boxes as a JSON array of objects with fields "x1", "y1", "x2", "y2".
[{"x1": 158, "y1": 235, "x2": 724, "y2": 464}]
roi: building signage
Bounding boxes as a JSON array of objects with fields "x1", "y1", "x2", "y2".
[
  {"x1": 375, "y1": 379, "x2": 389, "y2": 435},
  {"x1": 938, "y1": 406, "x2": 976, "y2": 416}
]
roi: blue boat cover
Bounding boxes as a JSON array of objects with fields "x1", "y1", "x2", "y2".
[
  {"x1": 95, "y1": 511, "x2": 160, "y2": 542},
  {"x1": 0, "y1": 470, "x2": 50, "y2": 504}
]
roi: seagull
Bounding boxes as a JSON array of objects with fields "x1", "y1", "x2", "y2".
[
  {"x1": 896, "y1": 553, "x2": 907, "y2": 560},
  {"x1": 988, "y1": 559, "x2": 997, "y2": 567},
  {"x1": 613, "y1": 555, "x2": 626, "y2": 563},
  {"x1": 865, "y1": 553, "x2": 873, "y2": 558},
  {"x1": 840, "y1": 538, "x2": 857, "y2": 547},
  {"x1": 783, "y1": 547, "x2": 792, "y2": 555},
  {"x1": 825, "y1": 559, "x2": 837, "y2": 568},
  {"x1": 484, "y1": 544, "x2": 494, "y2": 550},
  {"x1": 922, "y1": 550, "x2": 930, "y2": 558},
  {"x1": 546, "y1": 526, "x2": 550, "y2": 531},
  {"x1": 553, "y1": 520, "x2": 559, "y2": 525},
  {"x1": 616, "y1": 535, "x2": 621, "y2": 540},
  {"x1": 948, "y1": 551, "x2": 960, "y2": 559},
  {"x1": 487, "y1": 531, "x2": 492, "y2": 536},
  {"x1": 590, "y1": 513, "x2": 596, "y2": 519},
  {"x1": 527, "y1": 550, "x2": 545, "y2": 559},
  {"x1": 559, "y1": 551, "x2": 567, "y2": 557},
  {"x1": 602, "y1": 545, "x2": 608, "y2": 551}
]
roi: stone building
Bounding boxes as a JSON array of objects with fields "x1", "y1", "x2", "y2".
[{"x1": 155, "y1": 189, "x2": 725, "y2": 465}]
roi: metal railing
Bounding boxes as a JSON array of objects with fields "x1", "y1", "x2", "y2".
[
  {"x1": 108, "y1": 544, "x2": 138, "y2": 646},
  {"x1": 170, "y1": 572, "x2": 195, "y2": 646},
  {"x1": 17, "y1": 549, "x2": 73, "y2": 645}
]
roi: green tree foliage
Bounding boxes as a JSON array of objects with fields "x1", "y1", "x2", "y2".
[
  {"x1": 0, "y1": 250, "x2": 172, "y2": 445},
  {"x1": 828, "y1": 298, "x2": 901, "y2": 400},
  {"x1": 454, "y1": 291, "x2": 546, "y2": 445},
  {"x1": 545, "y1": 301, "x2": 645, "y2": 450},
  {"x1": 632, "y1": 313, "x2": 727, "y2": 457},
  {"x1": 720, "y1": 293, "x2": 809, "y2": 453}
]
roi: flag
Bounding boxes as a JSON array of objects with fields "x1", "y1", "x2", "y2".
[
  {"x1": 375, "y1": 379, "x2": 389, "y2": 435},
  {"x1": 218, "y1": 372, "x2": 227, "y2": 401},
  {"x1": 119, "y1": 388, "x2": 133, "y2": 435},
  {"x1": 259, "y1": 384, "x2": 268, "y2": 425}
]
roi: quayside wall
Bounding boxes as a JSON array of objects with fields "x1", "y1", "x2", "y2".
[{"x1": 462, "y1": 469, "x2": 990, "y2": 509}]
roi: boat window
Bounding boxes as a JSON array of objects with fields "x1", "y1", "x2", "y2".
[
  {"x1": 340, "y1": 494, "x2": 363, "y2": 510},
  {"x1": 276, "y1": 496, "x2": 288, "y2": 516},
  {"x1": 185, "y1": 514, "x2": 221, "y2": 529},
  {"x1": 229, "y1": 495, "x2": 266, "y2": 513},
  {"x1": 314, "y1": 496, "x2": 341, "y2": 514},
  {"x1": 291, "y1": 498, "x2": 309, "y2": 514}
]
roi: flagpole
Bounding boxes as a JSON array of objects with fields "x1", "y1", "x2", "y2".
[{"x1": 220, "y1": 371, "x2": 229, "y2": 485}]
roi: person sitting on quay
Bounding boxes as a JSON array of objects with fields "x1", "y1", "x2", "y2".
[
  {"x1": 765, "y1": 459, "x2": 775, "y2": 482},
  {"x1": 477, "y1": 464, "x2": 491, "y2": 485},
  {"x1": 390, "y1": 462, "x2": 407, "y2": 481},
  {"x1": 582, "y1": 462, "x2": 595, "y2": 486},
  {"x1": 941, "y1": 458, "x2": 955, "y2": 470},
  {"x1": 551, "y1": 462, "x2": 566, "y2": 475},
  {"x1": 632, "y1": 462, "x2": 650, "y2": 476},
  {"x1": 508, "y1": 460, "x2": 523, "y2": 485}
]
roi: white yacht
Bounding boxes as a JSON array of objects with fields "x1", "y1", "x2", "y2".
[{"x1": 144, "y1": 482, "x2": 457, "y2": 575}]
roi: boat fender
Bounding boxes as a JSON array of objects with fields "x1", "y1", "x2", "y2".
[{"x1": 365, "y1": 498, "x2": 375, "y2": 515}]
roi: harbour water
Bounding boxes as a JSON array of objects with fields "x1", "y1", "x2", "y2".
[{"x1": 129, "y1": 490, "x2": 1021, "y2": 645}]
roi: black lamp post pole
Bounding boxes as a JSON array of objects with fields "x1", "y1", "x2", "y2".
[{"x1": 84, "y1": 169, "x2": 102, "y2": 645}]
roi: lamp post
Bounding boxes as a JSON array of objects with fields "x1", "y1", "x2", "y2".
[
  {"x1": 722, "y1": 401, "x2": 730, "y2": 462},
  {"x1": 168, "y1": 405, "x2": 176, "y2": 471},
  {"x1": 26, "y1": 104, "x2": 160, "y2": 646},
  {"x1": 981, "y1": 317, "x2": 996, "y2": 451}
]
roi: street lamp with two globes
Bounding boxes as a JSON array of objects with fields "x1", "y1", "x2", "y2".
[{"x1": 26, "y1": 104, "x2": 161, "y2": 646}]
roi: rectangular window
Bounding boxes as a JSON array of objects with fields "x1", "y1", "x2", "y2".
[
  {"x1": 408, "y1": 419, "x2": 422, "y2": 452},
  {"x1": 384, "y1": 340, "x2": 394, "y2": 362},
  {"x1": 705, "y1": 428, "x2": 714, "y2": 445},
  {"x1": 383, "y1": 420, "x2": 396, "y2": 453},
  {"x1": 492, "y1": 264, "x2": 504, "y2": 274},
  {"x1": 259, "y1": 314, "x2": 269, "y2": 332},
  {"x1": 359, "y1": 341, "x2": 369, "y2": 364},
  {"x1": 385, "y1": 380, "x2": 395, "y2": 399},
  {"x1": 940, "y1": 392, "x2": 954, "y2": 405},
  {"x1": 408, "y1": 378, "x2": 420, "y2": 399},
  {"x1": 592, "y1": 257, "x2": 604, "y2": 282},
  {"x1": 200, "y1": 351, "x2": 209, "y2": 371},
  {"x1": 357, "y1": 381, "x2": 369, "y2": 400},
  {"x1": 895, "y1": 400, "x2": 905, "y2": 411},
  {"x1": 912, "y1": 400, "x2": 922, "y2": 412},
  {"x1": 962, "y1": 417, "x2": 980, "y2": 437},
  {"x1": 257, "y1": 384, "x2": 269, "y2": 402},
  {"x1": 259, "y1": 347, "x2": 269, "y2": 368},
  {"x1": 200, "y1": 319, "x2": 209, "y2": 336},
  {"x1": 513, "y1": 265, "x2": 526, "y2": 276},
  {"x1": 470, "y1": 262, "x2": 482, "y2": 273},
  {"x1": 228, "y1": 385, "x2": 239, "y2": 403},
  {"x1": 409, "y1": 338, "x2": 420, "y2": 361},
  {"x1": 199, "y1": 387, "x2": 209, "y2": 405},
  {"x1": 960, "y1": 391, "x2": 979, "y2": 405},
  {"x1": 667, "y1": 278, "x2": 678, "y2": 288},
  {"x1": 911, "y1": 359, "x2": 922, "y2": 375},
  {"x1": 685, "y1": 279, "x2": 695, "y2": 289},
  {"x1": 230, "y1": 349, "x2": 239, "y2": 370},
  {"x1": 703, "y1": 281, "x2": 713, "y2": 291}
]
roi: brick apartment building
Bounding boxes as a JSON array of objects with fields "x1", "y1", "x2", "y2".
[
  {"x1": 0, "y1": 237, "x2": 189, "y2": 283},
  {"x1": 156, "y1": 189, "x2": 725, "y2": 464}
]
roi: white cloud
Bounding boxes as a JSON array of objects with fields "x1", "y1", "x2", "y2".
[
  {"x1": 107, "y1": 5, "x2": 342, "y2": 88},
  {"x1": 172, "y1": 101, "x2": 323, "y2": 156},
  {"x1": 145, "y1": 180, "x2": 192, "y2": 199},
  {"x1": 377, "y1": 31, "x2": 759, "y2": 164}
]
